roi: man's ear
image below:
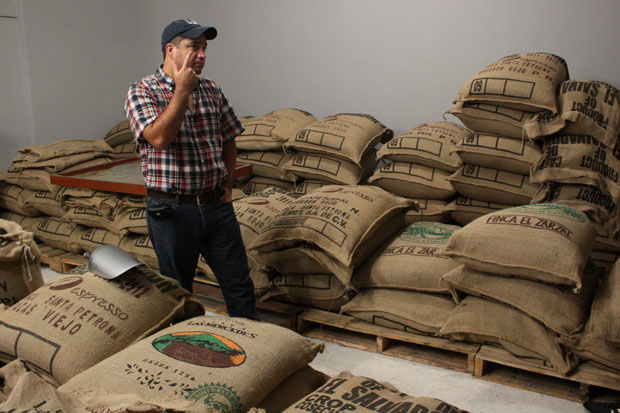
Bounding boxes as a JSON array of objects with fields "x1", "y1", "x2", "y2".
[{"x1": 165, "y1": 43, "x2": 175, "y2": 60}]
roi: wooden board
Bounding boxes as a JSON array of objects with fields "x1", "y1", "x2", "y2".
[
  {"x1": 474, "y1": 345, "x2": 620, "y2": 402},
  {"x1": 297, "y1": 308, "x2": 480, "y2": 373},
  {"x1": 38, "y1": 243, "x2": 87, "y2": 273}
]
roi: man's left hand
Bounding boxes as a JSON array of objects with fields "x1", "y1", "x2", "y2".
[{"x1": 221, "y1": 186, "x2": 233, "y2": 202}]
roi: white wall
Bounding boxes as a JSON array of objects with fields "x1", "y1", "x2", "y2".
[{"x1": 2, "y1": 0, "x2": 619, "y2": 170}]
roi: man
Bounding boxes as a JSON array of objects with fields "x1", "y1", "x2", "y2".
[{"x1": 124, "y1": 19, "x2": 259, "y2": 320}]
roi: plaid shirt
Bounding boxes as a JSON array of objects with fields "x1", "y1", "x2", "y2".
[{"x1": 125, "y1": 66, "x2": 244, "y2": 194}]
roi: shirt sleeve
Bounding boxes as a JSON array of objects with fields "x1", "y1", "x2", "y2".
[
  {"x1": 124, "y1": 81, "x2": 163, "y2": 143},
  {"x1": 219, "y1": 90, "x2": 245, "y2": 144}
]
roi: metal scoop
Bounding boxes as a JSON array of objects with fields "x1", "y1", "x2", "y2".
[{"x1": 87, "y1": 245, "x2": 143, "y2": 280}]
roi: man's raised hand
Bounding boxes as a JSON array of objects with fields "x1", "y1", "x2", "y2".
[{"x1": 172, "y1": 50, "x2": 199, "y2": 93}]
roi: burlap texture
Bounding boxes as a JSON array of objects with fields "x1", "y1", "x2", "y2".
[
  {"x1": 377, "y1": 121, "x2": 467, "y2": 172},
  {"x1": 584, "y1": 258, "x2": 620, "y2": 344},
  {"x1": 448, "y1": 164, "x2": 538, "y2": 205},
  {"x1": 439, "y1": 296, "x2": 579, "y2": 375},
  {"x1": 119, "y1": 234, "x2": 159, "y2": 269},
  {"x1": 440, "y1": 264, "x2": 598, "y2": 336},
  {"x1": 59, "y1": 316, "x2": 324, "y2": 412},
  {"x1": 11, "y1": 151, "x2": 112, "y2": 173},
  {"x1": 1, "y1": 166, "x2": 59, "y2": 192},
  {"x1": 104, "y1": 120, "x2": 134, "y2": 147},
  {"x1": 525, "y1": 80, "x2": 620, "y2": 148},
  {"x1": 78, "y1": 227, "x2": 122, "y2": 253},
  {"x1": 293, "y1": 180, "x2": 331, "y2": 196},
  {"x1": 445, "y1": 196, "x2": 514, "y2": 226},
  {"x1": 590, "y1": 250, "x2": 620, "y2": 276},
  {"x1": 32, "y1": 217, "x2": 85, "y2": 253},
  {"x1": 243, "y1": 176, "x2": 295, "y2": 195},
  {"x1": 263, "y1": 273, "x2": 353, "y2": 312},
  {"x1": 283, "y1": 151, "x2": 377, "y2": 185},
  {"x1": 57, "y1": 187, "x2": 121, "y2": 218},
  {"x1": 0, "y1": 183, "x2": 41, "y2": 217},
  {"x1": 248, "y1": 185, "x2": 415, "y2": 285},
  {"x1": 114, "y1": 207, "x2": 148, "y2": 235},
  {"x1": 283, "y1": 371, "x2": 466, "y2": 413},
  {"x1": 111, "y1": 141, "x2": 137, "y2": 159},
  {"x1": 238, "y1": 151, "x2": 294, "y2": 180},
  {"x1": 0, "y1": 211, "x2": 38, "y2": 232},
  {"x1": 593, "y1": 223, "x2": 620, "y2": 253},
  {"x1": 446, "y1": 101, "x2": 537, "y2": 140},
  {"x1": 237, "y1": 108, "x2": 317, "y2": 151},
  {"x1": 531, "y1": 134, "x2": 620, "y2": 200},
  {"x1": 342, "y1": 289, "x2": 455, "y2": 335},
  {"x1": 368, "y1": 161, "x2": 456, "y2": 200},
  {"x1": 405, "y1": 198, "x2": 450, "y2": 224},
  {"x1": 452, "y1": 133, "x2": 542, "y2": 175},
  {"x1": 15, "y1": 139, "x2": 113, "y2": 163},
  {"x1": 0, "y1": 266, "x2": 204, "y2": 385},
  {"x1": 285, "y1": 113, "x2": 392, "y2": 166},
  {"x1": 354, "y1": 222, "x2": 460, "y2": 293},
  {"x1": 258, "y1": 366, "x2": 329, "y2": 413},
  {"x1": 441, "y1": 204, "x2": 596, "y2": 291},
  {"x1": 0, "y1": 219, "x2": 43, "y2": 307},
  {"x1": 21, "y1": 190, "x2": 65, "y2": 218},
  {"x1": 253, "y1": 246, "x2": 333, "y2": 274},
  {"x1": 453, "y1": 52, "x2": 569, "y2": 112},
  {"x1": 63, "y1": 206, "x2": 118, "y2": 233}
]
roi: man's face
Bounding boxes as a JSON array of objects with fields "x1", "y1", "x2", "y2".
[{"x1": 170, "y1": 35, "x2": 207, "y2": 75}]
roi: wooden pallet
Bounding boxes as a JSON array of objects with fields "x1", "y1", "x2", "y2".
[
  {"x1": 38, "y1": 243, "x2": 88, "y2": 273},
  {"x1": 192, "y1": 277, "x2": 304, "y2": 330},
  {"x1": 474, "y1": 345, "x2": 620, "y2": 402},
  {"x1": 296, "y1": 308, "x2": 480, "y2": 374}
]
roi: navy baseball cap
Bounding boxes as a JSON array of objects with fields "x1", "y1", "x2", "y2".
[{"x1": 161, "y1": 19, "x2": 217, "y2": 51}]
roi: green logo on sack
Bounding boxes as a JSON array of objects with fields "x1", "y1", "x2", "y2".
[
  {"x1": 399, "y1": 222, "x2": 456, "y2": 244},
  {"x1": 152, "y1": 332, "x2": 246, "y2": 368},
  {"x1": 185, "y1": 383, "x2": 241, "y2": 413},
  {"x1": 511, "y1": 204, "x2": 586, "y2": 222}
]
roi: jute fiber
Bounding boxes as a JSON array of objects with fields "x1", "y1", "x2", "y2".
[
  {"x1": 0, "y1": 219, "x2": 43, "y2": 307},
  {"x1": 104, "y1": 120, "x2": 134, "y2": 147},
  {"x1": 448, "y1": 164, "x2": 538, "y2": 205},
  {"x1": 283, "y1": 151, "x2": 377, "y2": 185},
  {"x1": 111, "y1": 141, "x2": 137, "y2": 159},
  {"x1": 439, "y1": 296, "x2": 579, "y2": 375},
  {"x1": 439, "y1": 264, "x2": 598, "y2": 336},
  {"x1": 253, "y1": 246, "x2": 335, "y2": 275},
  {"x1": 0, "y1": 183, "x2": 41, "y2": 217},
  {"x1": 59, "y1": 316, "x2": 324, "y2": 413},
  {"x1": 377, "y1": 121, "x2": 467, "y2": 172},
  {"x1": 283, "y1": 371, "x2": 466, "y2": 413},
  {"x1": 78, "y1": 227, "x2": 122, "y2": 253},
  {"x1": 453, "y1": 52, "x2": 569, "y2": 113},
  {"x1": 590, "y1": 250, "x2": 620, "y2": 276},
  {"x1": 114, "y1": 207, "x2": 148, "y2": 235},
  {"x1": 593, "y1": 223, "x2": 620, "y2": 253},
  {"x1": 119, "y1": 233, "x2": 159, "y2": 269},
  {"x1": 237, "y1": 151, "x2": 295, "y2": 180},
  {"x1": 341, "y1": 289, "x2": 455, "y2": 335},
  {"x1": 368, "y1": 161, "x2": 456, "y2": 200},
  {"x1": 445, "y1": 196, "x2": 514, "y2": 226},
  {"x1": 285, "y1": 113, "x2": 392, "y2": 166},
  {"x1": 354, "y1": 222, "x2": 461, "y2": 293},
  {"x1": 63, "y1": 205, "x2": 118, "y2": 233},
  {"x1": 22, "y1": 190, "x2": 65, "y2": 218},
  {"x1": 293, "y1": 180, "x2": 331, "y2": 196},
  {"x1": 452, "y1": 133, "x2": 542, "y2": 175},
  {"x1": 440, "y1": 204, "x2": 596, "y2": 291},
  {"x1": 446, "y1": 101, "x2": 537, "y2": 140},
  {"x1": 526, "y1": 80, "x2": 620, "y2": 148},
  {"x1": 258, "y1": 366, "x2": 329, "y2": 413},
  {"x1": 13, "y1": 139, "x2": 113, "y2": 165},
  {"x1": 32, "y1": 217, "x2": 85, "y2": 253},
  {"x1": 405, "y1": 198, "x2": 450, "y2": 224},
  {"x1": 0, "y1": 211, "x2": 38, "y2": 232},
  {"x1": 237, "y1": 108, "x2": 317, "y2": 151},
  {"x1": 0, "y1": 265, "x2": 204, "y2": 385},
  {"x1": 243, "y1": 176, "x2": 295, "y2": 195},
  {"x1": 263, "y1": 273, "x2": 353, "y2": 312},
  {"x1": 583, "y1": 258, "x2": 620, "y2": 344}
]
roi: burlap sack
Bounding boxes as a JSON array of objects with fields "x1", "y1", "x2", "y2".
[
  {"x1": 560, "y1": 333, "x2": 620, "y2": 374},
  {"x1": 405, "y1": 198, "x2": 450, "y2": 224},
  {"x1": 119, "y1": 234, "x2": 159, "y2": 269},
  {"x1": 440, "y1": 264, "x2": 597, "y2": 336},
  {"x1": 78, "y1": 227, "x2": 122, "y2": 253},
  {"x1": 448, "y1": 164, "x2": 538, "y2": 205},
  {"x1": 196, "y1": 258, "x2": 271, "y2": 297},
  {"x1": 21, "y1": 190, "x2": 65, "y2": 218},
  {"x1": 377, "y1": 121, "x2": 467, "y2": 172},
  {"x1": 342, "y1": 289, "x2": 455, "y2": 335},
  {"x1": 248, "y1": 185, "x2": 416, "y2": 286},
  {"x1": 32, "y1": 217, "x2": 84, "y2": 253},
  {"x1": 104, "y1": 120, "x2": 134, "y2": 147},
  {"x1": 283, "y1": 371, "x2": 466, "y2": 413},
  {"x1": 63, "y1": 205, "x2": 118, "y2": 233},
  {"x1": 293, "y1": 180, "x2": 331, "y2": 195},
  {"x1": 590, "y1": 250, "x2": 620, "y2": 276},
  {"x1": 0, "y1": 211, "x2": 38, "y2": 232},
  {"x1": 444, "y1": 196, "x2": 514, "y2": 226},
  {"x1": 57, "y1": 187, "x2": 121, "y2": 218},
  {"x1": 243, "y1": 176, "x2": 295, "y2": 195},
  {"x1": 283, "y1": 151, "x2": 377, "y2": 185},
  {"x1": 525, "y1": 80, "x2": 620, "y2": 148},
  {"x1": 452, "y1": 133, "x2": 542, "y2": 175},
  {"x1": 285, "y1": 113, "x2": 393, "y2": 166},
  {"x1": 114, "y1": 207, "x2": 148, "y2": 235},
  {"x1": 0, "y1": 183, "x2": 41, "y2": 217},
  {"x1": 368, "y1": 161, "x2": 456, "y2": 200},
  {"x1": 0, "y1": 219, "x2": 43, "y2": 307},
  {"x1": 583, "y1": 257, "x2": 620, "y2": 344},
  {"x1": 237, "y1": 108, "x2": 317, "y2": 151},
  {"x1": 1, "y1": 165, "x2": 58, "y2": 192},
  {"x1": 237, "y1": 151, "x2": 294, "y2": 180},
  {"x1": 354, "y1": 222, "x2": 461, "y2": 293},
  {"x1": 532, "y1": 183, "x2": 620, "y2": 235},
  {"x1": 445, "y1": 101, "x2": 537, "y2": 140},
  {"x1": 264, "y1": 273, "x2": 353, "y2": 312},
  {"x1": 15, "y1": 139, "x2": 113, "y2": 164},
  {"x1": 0, "y1": 265, "x2": 204, "y2": 385},
  {"x1": 59, "y1": 315, "x2": 324, "y2": 412},
  {"x1": 112, "y1": 141, "x2": 137, "y2": 159},
  {"x1": 530, "y1": 134, "x2": 620, "y2": 200},
  {"x1": 0, "y1": 359, "x2": 29, "y2": 403},
  {"x1": 258, "y1": 366, "x2": 329, "y2": 413},
  {"x1": 11, "y1": 151, "x2": 112, "y2": 173},
  {"x1": 439, "y1": 296, "x2": 579, "y2": 375},
  {"x1": 253, "y1": 246, "x2": 333, "y2": 275},
  {"x1": 593, "y1": 223, "x2": 620, "y2": 253},
  {"x1": 441, "y1": 204, "x2": 597, "y2": 291},
  {"x1": 453, "y1": 52, "x2": 569, "y2": 112}
]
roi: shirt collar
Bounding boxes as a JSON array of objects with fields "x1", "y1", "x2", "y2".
[{"x1": 156, "y1": 65, "x2": 175, "y2": 90}]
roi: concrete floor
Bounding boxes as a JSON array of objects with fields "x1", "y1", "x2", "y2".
[{"x1": 41, "y1": 267, "x2": 585, "y2": 412}]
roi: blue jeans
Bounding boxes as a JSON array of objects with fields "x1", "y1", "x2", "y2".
[{"x1": 146, "y1": 195, "x2": 259, "y2": 320}]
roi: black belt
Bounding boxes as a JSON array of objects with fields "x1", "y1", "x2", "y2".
[{"x1": 147, "y1": 187, "x2": 224, "y2": 205}]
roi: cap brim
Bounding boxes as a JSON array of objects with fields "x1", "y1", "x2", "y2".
[{"x1": 184, "y1": 26, "x2": 217, "y2": 40}]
